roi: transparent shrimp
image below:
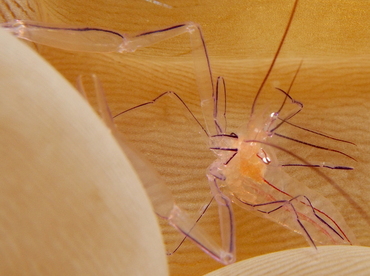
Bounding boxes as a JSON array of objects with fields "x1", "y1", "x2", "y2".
[
  {"x1": 208, "y1": 80, "x2": 358, "y2": 247},
  {"x1": 199, "y1": 0, "x2": 358, "y2": 247},
  {"x1": 1, "y1": 0, "x2": 357, "y2": 264}
]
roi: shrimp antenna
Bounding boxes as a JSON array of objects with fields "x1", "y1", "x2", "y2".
[
  {"x1": 274, "y1": 60, "x2": 303, "y2": 121},
  {"x1": 276, "y1": 120, "x2": 356, "y2": 145},
  {"x1": 250, "y1": 0, "x2": 299, "y2": 117},
  {"x1": 274, "y1": 132, "x2": 357, "y2": 161},
  {"x1": 267, "y1": 61, "x2": 305, "y2": 134},
  {"x1": 272, "y1": 87, "x2": 303, "y2": 131},
  {"x1": 269, "y1": 62, "x2": 355, "y2": 146}
]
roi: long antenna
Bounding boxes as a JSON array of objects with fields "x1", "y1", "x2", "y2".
[{"x1": 250, "y1": 0, "x2": 299, "y2": 117}]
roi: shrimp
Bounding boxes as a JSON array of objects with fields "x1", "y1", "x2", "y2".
[
  {"x1": 198, "y1": 0, "x2": 358, "y2": 247},
  {"x1": 208, "y1": 76, "x2": 357, "y2": 247},
  {"x1": 0, "y1": 0, "x2": 357, "y2": 265}
]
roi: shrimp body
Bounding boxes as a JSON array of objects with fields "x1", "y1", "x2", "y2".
[{"x1": 209, "y1": 111, "x2": 355, "y2": 246}]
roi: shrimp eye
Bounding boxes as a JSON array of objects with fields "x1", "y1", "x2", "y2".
[{"x1": 257, "y1": 149, "x2": 271, "y2": 164}]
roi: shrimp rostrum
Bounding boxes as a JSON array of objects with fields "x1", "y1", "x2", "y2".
[{"x1": 1, "y1": 0, "x2": 356, "y2": 265}]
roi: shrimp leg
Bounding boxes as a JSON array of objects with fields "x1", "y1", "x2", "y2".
[
  {"x1": 1, "y1": 20, "x2": 215, "y2": 134},
  {"x1": 76, "y1": 75, "x2": 235, "y2": 264},
  {"x1": 267, "y1": 63, "x2": 356, "y2": 161},
  {"x1": 234, "y1": 193, "x2": 350, "y2": 247},
  {"x1": 1, "y1": 19, "x2": 237, "y2": 263}
]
